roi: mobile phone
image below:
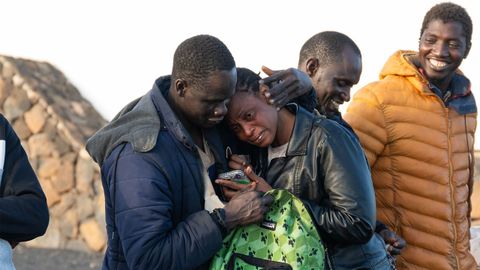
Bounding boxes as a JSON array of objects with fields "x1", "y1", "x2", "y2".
[{"x1": 218, "y1": 170, "x2": 250, "y2": 185}]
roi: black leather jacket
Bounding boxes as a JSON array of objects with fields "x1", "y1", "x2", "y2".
[{"x1": 253, "y1": 106, "x2": 389, "y2": 269}]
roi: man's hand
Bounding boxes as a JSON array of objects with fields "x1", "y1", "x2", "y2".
[
  {"x1": 223, "y1": 189, "x2": 273, "y2": 230},
  {"x1": 380, "y1": 228, "x2": 406, "y2": 255},
  {"x1": 260, "y1": 66, "x2": 312, "y2": 108}
]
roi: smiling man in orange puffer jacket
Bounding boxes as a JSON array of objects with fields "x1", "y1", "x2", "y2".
[{"x1": 344, "y1": 3, "x2": 477, "y2": 270}]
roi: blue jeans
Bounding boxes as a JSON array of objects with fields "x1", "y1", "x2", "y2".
[
  {"x1": 369, "y1": 233, "x2": 396, "y2": 270},
  {"x1": 371, "y1": 255, "x2": 395, "y2": 270},
  {"x1": 0, "y1": 239, "x2": 15, "y2": 270}
]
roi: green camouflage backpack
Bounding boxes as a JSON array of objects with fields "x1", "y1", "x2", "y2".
[{"x1": 210, "y1": 189, "x2": 325, "y2": 270}]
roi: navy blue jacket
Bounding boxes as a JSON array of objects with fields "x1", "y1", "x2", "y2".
[
  {"x1": 87, "y1": 77, "x2": 228, "y2": 270},
  {"x1": 0, "y1": 115, "x2": 49, "y2": 242}
]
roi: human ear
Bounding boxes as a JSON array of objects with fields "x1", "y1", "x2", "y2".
[
  {"x1": 306, "y1": 58, "x2": 319, "y2": 78},
  {"x1": 175, "y1": 79, "x2": 187, "y2": 97},
  {"x1": 464, "y1": 41, "x2": 471, "y2": 59}
]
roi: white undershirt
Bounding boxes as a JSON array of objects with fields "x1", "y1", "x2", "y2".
[
  {"x1": 196, "y1": 136, "x2": 224, "y2": 212},
  {"x1": 268, "y1": 143, "x2": 288, "y2": 166}
]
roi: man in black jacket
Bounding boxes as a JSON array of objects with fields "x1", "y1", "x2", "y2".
[
  {"x1": 297, "y1": 31, "x2": 406, "y2": 265},
  {"x1": 0, "y1": 114, "x2": 49, "y2": 268}
]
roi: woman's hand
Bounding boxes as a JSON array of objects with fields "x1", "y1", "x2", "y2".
[
  {"x1": 216, "y1": 154, "x2": 251, "y2": 200},
  {"x1": 227, "y1": 154, "x2": 249, "y2": 170},
  {"x1": 244, "y1": 165, "x2": 272, "y2": 193},
  {"x1": 215, "y1": 178, "x2": 255, "y2": 201},
  {"x1": 217, "y1": 154, "x2": 272, "y2": 200}
]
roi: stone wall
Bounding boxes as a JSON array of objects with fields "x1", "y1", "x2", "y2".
[{"x1": 0, "y1": 55, "x2": 107, "y2": 252}]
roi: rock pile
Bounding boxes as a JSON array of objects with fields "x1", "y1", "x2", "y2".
[{"x1": 0, "y1": 55, "x2": 107, "y2": 252}]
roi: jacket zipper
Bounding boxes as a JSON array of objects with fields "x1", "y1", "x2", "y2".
[
  {"x1": 445, "y1": 107, "x2": 460, "y2": 269},
  {"x1": 324, "y1": 246, "x2": 333, "y2": 270},
  {"x1": 426, "y1": 92, "x2": 461, "y2": 268}
]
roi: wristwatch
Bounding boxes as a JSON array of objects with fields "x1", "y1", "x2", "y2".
[{"x1": 210, "y1": 208, "x2": 228, "y2": 237}]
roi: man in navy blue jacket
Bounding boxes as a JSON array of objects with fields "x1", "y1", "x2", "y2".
[
  {"x1": 87, "y1": 35, "x2": 275, "y2": 270},
  {"x1": 0, "y1": 114, "x2": 49, "y2": 268}
]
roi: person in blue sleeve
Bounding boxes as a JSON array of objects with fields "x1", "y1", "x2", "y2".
[{"x1": 0, "y1": 114, "x2": 49, "y2": 270}]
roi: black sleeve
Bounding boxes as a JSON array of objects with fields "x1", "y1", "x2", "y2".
[
  {"x1": 0, "y1": 115, "x2": 49, "y2": 242},
  {"x1": 303, "y1": 122, "x2": 376, "y2": 245}
]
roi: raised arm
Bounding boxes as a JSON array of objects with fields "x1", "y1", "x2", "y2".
[{"x1": 260, "y1": 66, "x2": 316, "y2": 111}]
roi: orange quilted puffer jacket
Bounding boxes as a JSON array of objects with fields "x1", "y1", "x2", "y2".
[{"x1": 344, "y1": 50, "x2": 477, "y2": 270}]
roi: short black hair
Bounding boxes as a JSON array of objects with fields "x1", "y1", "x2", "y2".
[
  {"x1": 235, "y1": 67, "x2": 261, "y2": 94},
  {"x1": 420, "y1": 2, "x2": 472, "y2": 54},
  {"x1": 298, "y1": 31, "x2": 361, "y2": 67},
  {"x1": 172, "y1": 35, "x2": 235, "y2": 86}
]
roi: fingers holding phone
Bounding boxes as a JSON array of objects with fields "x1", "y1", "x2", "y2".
[
  {"x1": 216, "y1": 170, "x2": 254, "y2": 201},
  {"x1": 228, "y1": 154, "x2": 250, "y2": 170}
]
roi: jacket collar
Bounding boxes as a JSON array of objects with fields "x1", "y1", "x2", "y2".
[
  {"x1": 151, "y1": 76, "x2": 197, "y2": 151},
  {"x1": 443, "y1": 73, "x2": 476, "y2": 114},
  {"x1": 151, "y1": 76, "x2": 228, "y2": 172},
  {"x1": 413, "y1": 58, "x2": 476, "y2": 115},
  {"x1": 86, "y1": 75, "x2": 228, "y2": 167},
  {"x1": 382, "y1": 51, "x2": 476, "y2": 115},
  {"x1": 285, "y1": 105, "x2": 315, "y2": 157},
  {"x1": 86, "y1": 85, "x2": 161, "y2": 165}
]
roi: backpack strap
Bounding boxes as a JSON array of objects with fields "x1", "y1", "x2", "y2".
[{"x1": 228, "y1": 253, "x2": 292, "y2": 270}]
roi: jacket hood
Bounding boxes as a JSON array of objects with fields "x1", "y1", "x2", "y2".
[
  {"x1": 379, "y1": 50, "x2": 476, "y2": 115},
  {"x1": 379, "y1": 50, "x2": 420, "y2": 80},
  {"x1": 86, "y1": 77, "x2": 170, "y2": 165},
  {"x1": 378, "y1": 50, "x2": 429, "y2": 97}
]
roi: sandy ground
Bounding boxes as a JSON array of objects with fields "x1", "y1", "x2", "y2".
[{"x1": 13, "y1": 246, "x2": 103, "y2": 270}]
